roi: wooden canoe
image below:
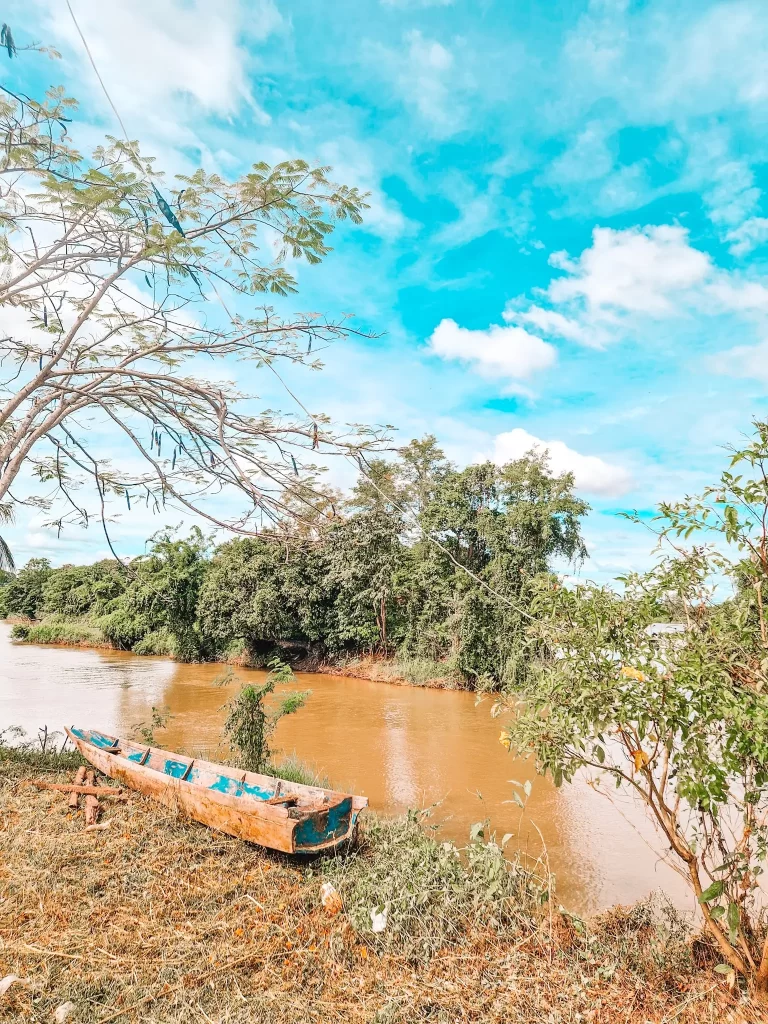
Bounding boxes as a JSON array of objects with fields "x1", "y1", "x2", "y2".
[{"x1": 66, "y1": 727, "x2": 367, "y2": 854}]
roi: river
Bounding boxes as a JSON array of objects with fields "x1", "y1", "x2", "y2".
[{"x1": 0, "y1": 623, "x2": 692, "y2": 917}]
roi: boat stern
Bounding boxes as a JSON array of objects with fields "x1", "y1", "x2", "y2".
[{"x1": 292, "y1": 794, "x2": 368, "y2": 854}]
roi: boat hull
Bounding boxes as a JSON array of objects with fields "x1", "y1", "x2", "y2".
[{"x1": 66, "y1": 728, "x2": 366, "y2": 854}]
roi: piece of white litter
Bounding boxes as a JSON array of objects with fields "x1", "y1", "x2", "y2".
[
  {"x1": 54, "y1": 1001, "x2": 76, "y2": 1022},
  {"x1": 370, "y1": 907, "x2": 388, "y2": 934},
  {"x1": 0, "y1": 975, "x2": 22, "y2": 997},
  {"x1": 85, "y1": 821, "x2": 111, "y2": 833}
]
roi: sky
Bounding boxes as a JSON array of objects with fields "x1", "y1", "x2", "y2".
[{"x1": 2, "y1": 0, "x2": 768, "y2": 582}]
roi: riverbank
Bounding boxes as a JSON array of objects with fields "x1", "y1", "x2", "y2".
[
  {"x1": 0, "y1": 745, "x2": 758, "y2": 1023},
  {"x1": 4, "y1": 616, "x2": 459, "y2": 689}
]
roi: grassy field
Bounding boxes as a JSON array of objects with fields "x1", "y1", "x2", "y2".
[{"x1": 0, "y1": 744, "x2": 761, "y2": 1023}]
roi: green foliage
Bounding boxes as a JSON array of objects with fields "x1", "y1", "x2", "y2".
[
  {"x1": 42, "y1": 560, "x2": 125, "y2": 618},
  {"x1": 318, "y1": 812, "x2": 543, "y2": 961},
  {"x1": 131, "y1": 706, "x2": 173, "y2": 746},
  {"x1": 200, "y1": 441, "x2": 588, "y2": 686},
  {"x1": 0, "y1": 557, "x2": 52, "y2": 618},
  {"x1": 102, "y1": 527, "x2": 211, "y2": 659},
  {"x1": 4, "y1": 442, "x2": 588, "y2": 689},
  {"x1": 0, "y1": 86, "x2": 381, "y2": 542},
  {"x1": 221, "y1": 659, "x2": 309, "y2": 773},
  {"x1": 131, "y1": 628, "x2": 174, "y2": 657},
  {"x1": 14, "y1": 620, "x2": 106, "y2": 647},
  {"x1": 503, "y1": 418, "x2": 768, "y2": 993},
  {"x1": 0, "y1": 726, "x2": 84, "y2": 774}
]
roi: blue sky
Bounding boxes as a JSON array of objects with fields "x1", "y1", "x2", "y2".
[{"x1": 3, "y1": 0, "x2": 768, "y2": 581}]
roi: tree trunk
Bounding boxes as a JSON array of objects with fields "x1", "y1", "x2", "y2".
[
  {"x1": 755, "y1": 934, "x2": 768, "y2": 1002},
  {"x1": 687, "y1": 861, "x2": 750, "y2": 980}
]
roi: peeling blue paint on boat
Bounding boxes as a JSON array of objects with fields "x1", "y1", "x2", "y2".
[
  {"x1": 162, "y1": 759, "x2": 188, "y2": 778},
  {"x1": 207, "y1": 773, "x2": 243, "y2": 795},
  {"x1": 126, "y1": 751, "x2": 144, "y2": 763},
  {"x1": 242, "y1": 781, "x2": 274, "y2": 801},
  {"x1": 294, "y1": 797, "x2": 352, "y2": 848}
]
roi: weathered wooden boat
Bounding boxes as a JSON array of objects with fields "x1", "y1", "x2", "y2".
[{"x1": 66, "y1": 727, "x2": 367, "y2": 854}]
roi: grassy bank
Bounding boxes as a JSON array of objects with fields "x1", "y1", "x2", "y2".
[{"x1": 0, "y1": 745, "x2": 759, "y2": 1022}]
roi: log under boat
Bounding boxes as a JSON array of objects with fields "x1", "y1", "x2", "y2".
[{"x1": 66, "y1": 727, "x2": 367, "y2": 854}]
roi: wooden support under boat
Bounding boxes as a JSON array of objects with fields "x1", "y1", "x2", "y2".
[
  {"x1": 65, "y1": 726, "x2": 367, "y2": 855},
  {"x1": 68, "y1": 766, "x2": 87, "y2": 809},
  {"x1": 27, "y1": 781, "x2": 124, "y2": 797},
  {"x1": 84, "y1": 769, "x2": 99, "y2": 826}
]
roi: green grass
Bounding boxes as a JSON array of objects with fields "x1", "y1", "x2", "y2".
[
  {"x1": 10, "y1": 618, "x2": 108, "y2": 647},
  {"x1": 269, "y1": 754, "x2": 330, "y2": 788},
  {"x1": 371, "y1": 655, "x2": 461, "y2": 687}
]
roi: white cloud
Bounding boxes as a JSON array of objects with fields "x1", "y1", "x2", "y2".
[
  {"x1": 726, "y1": 217, "x2": 768, "y2": 256},
  {"x1": 504, "y1": 223, "x2": 768, "y2": 352},
  {"x1": 504, "y1": 304, "x2": 587, "y2": 343},
  {"x1": 706, "y1": 279, "x2": 768, "y2": 312},
  {"x1": 367, "y1": 30, "x2": 470, "y2": 137},
  {"x1": 491, "y1": 428, "x2": 633, "y2": 497},
  {"x1": 41, "y1": 0, "x2": 281, "y2": 122},
  {"x1": 544, "y1": 120, "x2": 616, "y2": 186},
  {"x1": 427, "y1": 319, "x2": 556, "y2": 384},
  {"x1": 709, "y1": 340, "x2": 768, "y2": 383},
  {"x1": 547, "y1": 225, "x2": 711, "y2": 315}
]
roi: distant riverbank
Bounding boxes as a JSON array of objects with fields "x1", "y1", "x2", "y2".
[{"x1": 3, "y1": 615, "x2": 460, "y2": 689}]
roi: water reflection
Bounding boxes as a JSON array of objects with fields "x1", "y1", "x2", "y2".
[{"x1": 0, "y1": 624, "x2": 692, "y2": 916}]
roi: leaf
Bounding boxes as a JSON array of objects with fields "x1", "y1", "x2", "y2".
[
  {"x1": 632, "y1": 749, "x2": 650, "y2": 771},
  {"x1": 713, "y1": 963, "x2": 733, "y2": 974},
  {"x1": 698, "y1": 880, "x2": 724, "y2": 904},
  {"x1": 0, "y1": 975, "x2": 22, "y2": 996},
  {"x1": 727, "y1": 901, "x2": 740, "y2": 943}
]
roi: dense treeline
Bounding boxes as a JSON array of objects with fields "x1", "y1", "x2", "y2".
[{"x1": 0, "y1": 437, "x2": 588, "y2": 687}]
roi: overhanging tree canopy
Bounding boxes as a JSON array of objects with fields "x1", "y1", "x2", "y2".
[{"x1": 0, "y1": 86, "x2": 386, "y2": 548}]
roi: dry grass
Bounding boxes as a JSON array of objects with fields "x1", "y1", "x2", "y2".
[{"x1": 0, "y1": 751, "x2": 762, "y2": 1023}]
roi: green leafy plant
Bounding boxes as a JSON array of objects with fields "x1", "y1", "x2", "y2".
[
  {"x1": 220, "y1": 658, "x2": 309, "y2": 773},
  {"x1": 132, "y1": 705, "x2": 173, "y2": 746},
  {"x1": 502, "y1": 419, "x2": 768, "y2": 1000}
]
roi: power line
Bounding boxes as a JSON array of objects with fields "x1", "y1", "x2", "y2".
[{"x1": 65, "y1": 1, "x2": 133, "y2": 149}]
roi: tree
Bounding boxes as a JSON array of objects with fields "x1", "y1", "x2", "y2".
[
  {"x1": 221, "y1": 659, "x2": 308, "y2": 774},
  {"x1": 409, "y1": 454, "x2": 589, "y2": 685},
  {"x1": 41, "y1": 558, "x2": 125, "y2": 617},
  {"x1": 503, "y1": 420, "x2": 768, "y2": 1000},
  {"x1": 102, "y1": 527, "x2": 211, "y2": 660},
  {"x1": 0, "y1": 84, "x2": 385, "y2": 550},
  {"x1": 0, "y1": 557, "x2": 52, "y2": 618}
]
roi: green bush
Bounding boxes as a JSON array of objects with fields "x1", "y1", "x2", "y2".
[{"x1": 132, "y1": 628, "x2": 174, "y2": 656}]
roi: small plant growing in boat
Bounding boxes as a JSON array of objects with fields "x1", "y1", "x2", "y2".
[
  {"x1": 220, "y1": 658, "x2": 309, "y2": 773},
  {"x1": 131, "y1": 705, "x2": 173, "y2": 746}
]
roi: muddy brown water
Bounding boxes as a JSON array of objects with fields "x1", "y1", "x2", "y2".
[{"x1": 0, "y1": 623, "x2": 692, "y2": 916}]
